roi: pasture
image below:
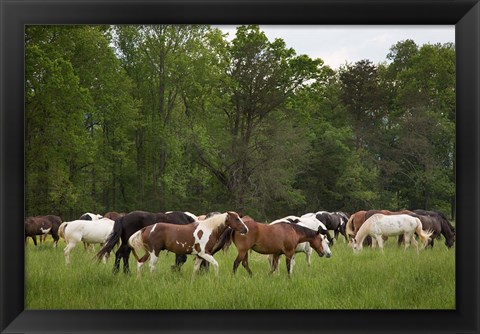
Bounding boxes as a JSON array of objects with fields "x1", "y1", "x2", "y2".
[{"x1": 26, "y1": 237, "x2": 455, "y2": 309}]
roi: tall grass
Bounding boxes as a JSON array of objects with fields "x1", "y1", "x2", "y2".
[{"x1": 25, "y1": 237, "x2": 455, "y2": 309}]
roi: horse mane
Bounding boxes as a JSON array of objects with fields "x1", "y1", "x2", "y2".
[{"x1": 199, "y1": 212, "x2": 228, "y2": 231}]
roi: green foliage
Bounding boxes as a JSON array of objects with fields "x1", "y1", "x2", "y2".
[{"x1": 25, "y1": 25, "x2": 455, "y2": 220}]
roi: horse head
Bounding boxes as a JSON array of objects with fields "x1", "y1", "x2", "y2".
[
  {"x1": 226, "y1": 211, "x2": 248, "y2": 235},
  {"x1": 351, "y1": 237, "x2": 362, "y2": 253},
  {"x1": 309, "y1": 227, "x2": 332, "y2": 258}
]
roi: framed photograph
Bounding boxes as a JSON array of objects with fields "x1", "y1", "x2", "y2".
[{"x1": 1, "y1": 0, "x2": 479, "y2": 333}]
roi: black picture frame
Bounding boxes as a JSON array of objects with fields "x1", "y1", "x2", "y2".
[{"x1": 1, "y1": 0, "x2": 479, "y2": 333}]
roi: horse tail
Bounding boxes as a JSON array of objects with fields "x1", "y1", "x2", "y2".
[
  {"x1": 345, "y1": 214, "x2": 355, "y2": 239},
  {"x1": 58, "y1": 222, "x2": 68, "y2": 240},
  {"x1": 96, "y1": 216, "x2": 123, "y2": 262},
  {"x1": 211, "y1": 227, "x2": 234, "y2": 255},
  {"x1": 128, "y1": 230, "x2": 144, "y2": 262},
  {"x1": 415, "y1": 219, "x2": 433, "y2": 249}
]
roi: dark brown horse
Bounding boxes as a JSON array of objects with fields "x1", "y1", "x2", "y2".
[
  {"x1": 96, "y1": 210, "x2": 196, "y2": 274},
  {"x1": 212, "y1": 216, "x2": 331, "y2": 277},
  {"x1": 24, "y1": 215, "x2": 62, "y2": 247},
  {"x1": 103, "y1": 211, "x2": 126, "y2": 220},
  {"x1": 128, "y1": 211, "x2": 248, "y2": 277},
  {"x1": 411, "y1": 210, "x2": 455, "y2": 248}
]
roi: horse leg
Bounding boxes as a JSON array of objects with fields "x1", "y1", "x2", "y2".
[
  {"x1": 123, "y1": 247, "x2": 132, "y2": 275},
  {"x1": 334, "y1": 229, "x2": 339, "y2": 240},
  {"x1": 306, "y1": 246, "x2": 312, "y2": 268},
  {"x1": 136, "y1": 253, "x2": 150, "y2": 279},
  {"x1": 233, "y1": 250, "x2": 247, "y2": 274},
  {"x1": 285, "y1": 252, "x2": 295, "y2": 277},
  {"x1": 197, "y1": 253, "x2": 219, "y2": 276},
  {"x1": 375, "y1": 236, "x2": 384, "y2": 253},
  {"x1": 270, "y1": 255, "x2": 280, "y2": 275},
  {"x1": 148, "y1": 251, "x2": 160, "y2": 274},
  {"x1": 290, "y1": 254, "x2": 296, "y2": 273},
  {"x1": 112, "y1": 247, "x2": 123, "y2": 274},
  {"x1": 241, "y1": 252, "x2": 253, "y2": 277},
  {"x1": 64, "y1": 242, "x2": 76, "y2": 264},
  {"x1": 32, "y1": 235, "x2": 37, "y2": 246},
  {"x1": 171, "y1": 254, "x2": 187, "y2": 272},
  {"x1": 191, "y1": 256, "x2": 204, "y2": 280},
  {"x1": 409, "y1": 234, "x2": 420, "y2": 254}
]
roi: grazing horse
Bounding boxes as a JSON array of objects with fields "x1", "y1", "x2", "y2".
[
  {"x1": 346, "y1": 210, "x2": 414, "y2": 246},
  {"x1": 128, "y1": 211, "x2": 248, "y2": 277},
  {"x1": 212, "y1": 217, "x2": 331, "y2": 277},
  {"x1": 58, "y1": 218, "x2": 115, "y2": 264},
  {"x1": 351, "y1": 214, "x2": 432, "y2": 254},
  {"x1": 413, "y1": 210, "x2": 455, "y2": 248},
  {"x1": 24, "y1": 215, "x2": 62, "y2": 247},
  {"x1": 271, "y1": 215, "x2": 330, "y2": 268},
  {"x1": 96, "y1": 211, "x2": 196, "y2": 274}
]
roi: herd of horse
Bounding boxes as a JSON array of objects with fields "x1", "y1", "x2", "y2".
[{"x1": 24, "y1": 208, "x2": 455, "y2": 277}]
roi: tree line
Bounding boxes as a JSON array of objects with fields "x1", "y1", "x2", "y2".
[{"x1": 25, "y1": 25, "x2": 455, "y2": 221}]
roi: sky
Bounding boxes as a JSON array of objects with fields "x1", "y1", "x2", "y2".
[{"x1": 214, "y1": 25, "x2": 454, "y2": 69}]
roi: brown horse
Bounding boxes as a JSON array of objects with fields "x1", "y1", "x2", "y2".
[
  {"x1": 128, "y1": 211, "x2": 248, "y2": 277},
  {"x1": 212, "y1": 216, "x2": 331, "y2": 277},
  {"x1": 24, "y1": 215, "x2": 62, "y2": 247}
]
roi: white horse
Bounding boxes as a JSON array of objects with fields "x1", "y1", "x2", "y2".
[
  {"x1": 269, "y1": 215, "x2": 331, "y2": 272},
  {"x1": 351, "y1": 214, "x2": 433, "y2": 254},
  {"x1": 58, "y1": 218, "x2": 115, "y2": 264}
]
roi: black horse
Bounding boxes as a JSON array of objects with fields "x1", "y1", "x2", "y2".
[
  {"x1": 96, "y1": 211, "x2": 196, "y2": 274},
  {"x1": 413, "y1": 209, "x2": 455, "y2": 248}
]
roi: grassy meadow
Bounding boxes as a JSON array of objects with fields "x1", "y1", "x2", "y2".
[{"x1": 25, "y1": 237, "x2": 455, "y2": 310}]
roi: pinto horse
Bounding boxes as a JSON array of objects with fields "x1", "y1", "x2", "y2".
[
  {"x1": 305, "y1": 211, "x2": 350, "y2": 243},
  {"x1": 212, "y1": 216, "x2": 331, "y2": 277},
  {"x1": 128, "y1": 211, "x2": 248, "y2": 277},
  {"x1": 59, "y1": 218, "x2": 115, "y2": 264},
  {"x1": 351, "y1": 214, "x2": 432, "y2": 254},
  {"x1": 24, "y1": 215, "x2": 62, "y2": 247},
  {"x1": 96, "y1": 211, "x2": 196, "y2": 274}
]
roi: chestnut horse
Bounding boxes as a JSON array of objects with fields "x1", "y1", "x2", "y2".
[
  {"x1": 128, "y1": 211, "x2": 248, "y2": 277},
  {"x1": 212, "y1": 216, "x2": 331, "y2": 277}
]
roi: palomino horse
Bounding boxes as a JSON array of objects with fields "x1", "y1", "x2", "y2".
[
  {"x1": 212, "y1": 216, "x2": 331, "y2": 277},
  {"x1": 128, "y1": 211, "x2": 248, "y2": 277},
  {"x1": 24, "y1": 215, "x2": 62, "y2": 247},
  {"x1": 270, "y1": 215, "x2": 330, "y2": 268},
  {"x1": 351, "y1": 214, "x2": 432, "y2": 254},
  {"x1": 58, "y1": 218, "x2": 115, "y2": 264},
  {"x1": 96, "y1": 211, "x2": 196, "y2": 274}
]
